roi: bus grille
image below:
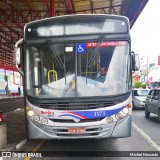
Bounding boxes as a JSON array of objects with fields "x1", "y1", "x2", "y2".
[
  {"x1": 39, "y1": 100, "x2": 115, "y2": 110},
  {"x1": 49, "y1": 118, "x2": 104, "y2": 123}
]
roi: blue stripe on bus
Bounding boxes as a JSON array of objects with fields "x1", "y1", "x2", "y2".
[{"x1": 59, "y1": 106, "x2": 125, "y2": 120}]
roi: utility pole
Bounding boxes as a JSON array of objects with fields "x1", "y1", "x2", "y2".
[{"x1": 146, "y1": 57, "x2": 148, "y2": 83}]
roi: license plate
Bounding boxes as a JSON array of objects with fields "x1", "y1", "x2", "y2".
[{"x1": 68, "y1": 128, "x2": 86, "y2": 134}]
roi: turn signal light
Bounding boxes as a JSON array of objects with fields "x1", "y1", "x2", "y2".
[
  {"x1": 127, "y1": 103, "x2": 132, "y2": 108},
  {"x1": 26, "y1": 106, "x2": 30, "y2": 111}
]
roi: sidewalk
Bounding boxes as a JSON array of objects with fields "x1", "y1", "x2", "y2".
[
  {"x1": 0, "y1": 95, "x2": 23, "y2": 99},
  {"x1": 1, "y1": 109, "x2": 26, "y2": 151}
]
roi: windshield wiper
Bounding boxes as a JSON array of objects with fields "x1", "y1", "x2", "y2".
[
  {"x1": 87, "y1": 36, "x2": 104, "y2": 68},
  {"x1": 47, "y1": 40, "x2": 65, "y2": 69},
  {"x1": 85, "y1": 36, "x2": 104, "y2": 83},
  {"x1": 47, "y1": 40, "x2": 66, "y2": 84}
]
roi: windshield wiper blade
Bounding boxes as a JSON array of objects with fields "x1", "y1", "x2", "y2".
[
  {"x1": 85, "y1": 36, "x2": 104, "y2": 84},
  {"x1": 47, "y1": 40, "x2": 67, "y2": 84},
  {"x1": 87, "y1": 36, "x2": 104, "y2": 68},
  {"x1": 47, "y1": 40, "x2": 65, "y2": 69}
]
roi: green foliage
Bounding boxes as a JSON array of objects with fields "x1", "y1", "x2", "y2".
[
  {"x1": 133, "y1": 81, "x2": 142, "y2": 88},
  {"x1": 133, "y1": 81, "x2": 147, "y2": 89},
  {"x1": 141, "y1": 84, "x2": 146, "y2": 89}
]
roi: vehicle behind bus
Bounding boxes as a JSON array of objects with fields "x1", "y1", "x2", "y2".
[{"x1": 151, "y1": 81, "x2": 160, "y2": 89}]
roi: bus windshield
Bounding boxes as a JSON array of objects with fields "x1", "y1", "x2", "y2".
[
  {"x1": 26, "y1": 40, "x2": 131, "y2": 97},
  {"x1": 133, "y1": 89, "x2": 150, "y2": 96}
]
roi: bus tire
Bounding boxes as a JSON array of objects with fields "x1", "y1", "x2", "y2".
[{"x1": 145, "y1": 105, "x2": 150, "y2": 117}]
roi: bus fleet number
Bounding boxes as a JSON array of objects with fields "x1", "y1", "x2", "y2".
[{"x1": 94, "y1": 111, "x2": 106, "y2": 117}]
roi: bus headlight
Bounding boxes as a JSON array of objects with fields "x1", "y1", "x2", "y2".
[
  {"x1": 41, "y1": 118, "x2": 48, "y2": 124},
  {"x1": 115, "y1": 113, "x2": 122, "y2": 120},
  {"x1": 122, "y1": 107, "x2": 129, "y2": 114},
  {"x1": 33, "y1": 115, "x2": 40, "y2": 122},
  {"x1": 28, "y1": 110, "x2": 34, "y2": 117},
  {"x1": 106, "y1": 116, "x2": 113, "y2": 123}
]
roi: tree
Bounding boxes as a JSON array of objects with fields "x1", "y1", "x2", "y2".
[
  {"x1": 133, "y1": 81, "x2": 142, "y2": 88},
  {"x1": 141, "y1": 84, "x2": 146, "y2": 89}
]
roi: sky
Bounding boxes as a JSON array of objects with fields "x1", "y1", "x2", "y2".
[{"x1": 131, "y1": 0, "x2": 160, "y2": 65}]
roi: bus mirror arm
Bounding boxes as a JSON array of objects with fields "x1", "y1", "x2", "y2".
[
  {"x1": 14, "y1": 39, "x2": 24, "y2": 77},
  {"x1": 15, "y1": 62, "x2": 24, "y2": 77}
]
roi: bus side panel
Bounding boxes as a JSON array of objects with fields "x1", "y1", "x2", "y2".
[{"x1": 27, "y1": 118, "x2": 46, "y2": 139}]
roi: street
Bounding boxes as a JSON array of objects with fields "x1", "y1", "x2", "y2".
[{"x1": 1, "y1": 100, "x2": 160, "y2": 159}]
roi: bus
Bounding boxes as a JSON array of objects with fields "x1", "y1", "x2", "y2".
[{"x1": 14, "y1": 14, "x2": 137, "y2": 139}]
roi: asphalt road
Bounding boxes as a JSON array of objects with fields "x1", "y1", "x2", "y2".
[
  {"x1": 18, "y1": 110, "x2": 160, "y2": 160},
  {"x1": 132, "y1": 109, "x2": 160, "y2": 147}
]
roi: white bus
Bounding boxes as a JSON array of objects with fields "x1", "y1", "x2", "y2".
[{"x1": 14, "y1": 14, "x2": 137, "y2": 139}]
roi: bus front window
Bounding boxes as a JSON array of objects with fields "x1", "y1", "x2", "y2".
[{"x1": 25, "y1": 40, "x2": 131, "y2": 97}]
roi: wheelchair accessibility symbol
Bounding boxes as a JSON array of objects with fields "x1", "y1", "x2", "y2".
[{"x1": 76, "y1": 43, "x2": 86, "y2": 54}]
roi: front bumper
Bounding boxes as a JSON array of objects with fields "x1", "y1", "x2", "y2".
[{"x1": 134, "y1": 101, "x2": 145, "y2": 109}]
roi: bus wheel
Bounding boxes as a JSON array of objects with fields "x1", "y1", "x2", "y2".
[
  {"x1": 145, "y1": 105, "x2": 150, "y2": 117},
  {"x1": 158, "y1": 109, "x2": 160, "y2": 122}
]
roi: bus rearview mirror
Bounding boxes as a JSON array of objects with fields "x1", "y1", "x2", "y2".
[
  {"x1": 132, "y1": 52, "x2": 140, "y2": 71},
  {"x1": 14, "y1": 39, "x2": 24, "y2": 76}
]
